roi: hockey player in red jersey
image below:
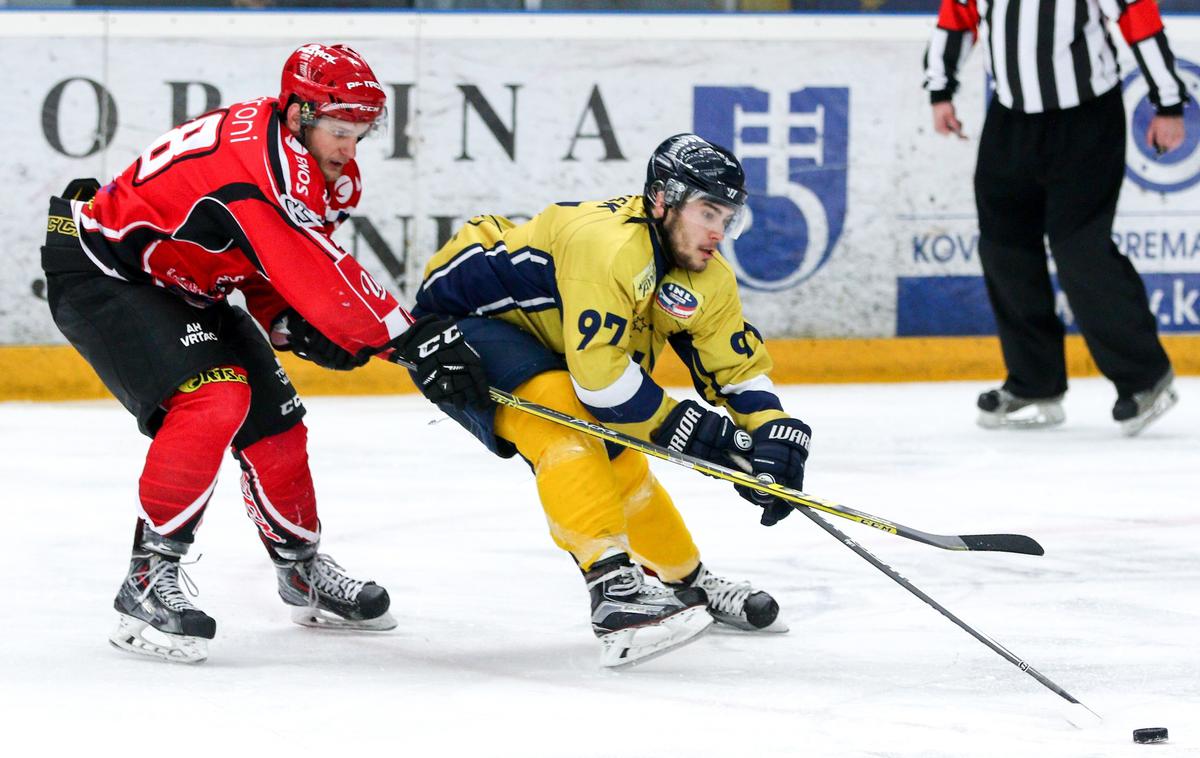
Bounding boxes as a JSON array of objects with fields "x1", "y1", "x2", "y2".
[{"x1": 40, "y1": 43, "x2": 488, "y2": 663}]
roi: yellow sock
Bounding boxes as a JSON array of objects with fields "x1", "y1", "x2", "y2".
[
  {"x1": 612, "y1": 451, "x2": 700, "y2": 582},
  {"x1": 495, "y1": 371, "x2": 628, "y2": 569}
]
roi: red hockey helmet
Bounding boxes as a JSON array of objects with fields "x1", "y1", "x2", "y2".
[{"x1": 279, "y1": 43, "x2": 387, "y2": 129}]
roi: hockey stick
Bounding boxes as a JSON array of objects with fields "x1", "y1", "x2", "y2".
[
  {"x1": 484, "y1": 386, "x2": 1044, "y2": 556},
  {"x1": 795, "y1": 506, "x2": 1100, "y2": 725}
]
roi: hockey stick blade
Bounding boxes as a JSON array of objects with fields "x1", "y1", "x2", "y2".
[
  {"x1": 481, "y1": 386, "x2": 1043, "y2": 556},
  {"x1": 960, "y1": 534, "x2": 1045, "y2": 556}
]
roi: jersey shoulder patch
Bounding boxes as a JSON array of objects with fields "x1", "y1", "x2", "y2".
[{"x1": 633, "y1": 258, "x2": 657, "y2": 301}]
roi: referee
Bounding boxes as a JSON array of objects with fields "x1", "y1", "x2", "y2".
[{"x1": 924, "y1": 0, "x2": 1184, "y2": 435}]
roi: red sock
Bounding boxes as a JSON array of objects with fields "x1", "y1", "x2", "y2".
[
  {"x1": 235, "y1": 422, "x2": 320, "y2": 552},
  {"x1": 139, "y1": 367, "x2": 250, "y2": 540}
]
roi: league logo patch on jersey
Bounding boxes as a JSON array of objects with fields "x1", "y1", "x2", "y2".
[
  {"x1": 694, "y1": 86, "x2": 849, "y2": 292},
  {"x1": 656, "y1": 282, "x2": 701, "y2": 320}
]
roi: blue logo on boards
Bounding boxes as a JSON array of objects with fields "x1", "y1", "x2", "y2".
[
  {"x1": 1122, "y1": 58, "x2": 1200, "y2": 193},
  {"x1": 897, "y1": 273, "x2": 1200, "y2": 336},
  {"x1": 694, "y1": 87, "x2": 849, "y2": 291}
]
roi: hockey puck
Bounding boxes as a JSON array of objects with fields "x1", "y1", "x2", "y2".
[{"x1": 1133, "y1": 727, "x2": 1168, "y2": 744}]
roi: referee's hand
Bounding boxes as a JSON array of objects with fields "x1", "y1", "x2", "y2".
[
  {"x1": 1146, "y1": 115, "x2": 1185, "y2": 157},
  {"x1": 932, "y1": 102, "x2": 967, "y2": 140}
]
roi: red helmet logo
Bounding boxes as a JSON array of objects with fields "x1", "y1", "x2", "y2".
[{"x1": 279, "y1": 43, "x2": 387, "y2": 124}]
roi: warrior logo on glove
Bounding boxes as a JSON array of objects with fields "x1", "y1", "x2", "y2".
[
  {"x1": 652, "y1": 400, "x2": 752, "y2": 466},
  {"x1": 765, "y1": 422, "x2": 810, "y2": 450}
]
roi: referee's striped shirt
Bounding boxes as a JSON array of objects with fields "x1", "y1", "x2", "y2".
[{"x1": 924, "y1": 0, "x2": 1186, "y2": 115}]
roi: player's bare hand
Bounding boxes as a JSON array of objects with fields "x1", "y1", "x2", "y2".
[
  {"x1": 1146, "y1": 115, "x2": 1185, "y2": 156},
  {"x1": 932, "y1": 101, "x2": 966, "y2": 139}
]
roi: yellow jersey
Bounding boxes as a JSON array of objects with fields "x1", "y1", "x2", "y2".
[{"x1": 415, "y1": 195, "x2": 788, "y2": 440}]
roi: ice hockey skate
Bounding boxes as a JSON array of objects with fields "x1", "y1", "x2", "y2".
[
  {"x1": 976, "y1": 388, "x2": 1065, "y2": 429},
  {"x1": 585, "y1": 551, "x2": 712, "y2": 669},
  {"x1": 669, "y1": 563, "x2": 788, "y2": 633},
  {"x1": 274, "y1": 546, "x2": 396, "y2": 631},
  {"x1": 1113, "y1": 369, "x2": 1178, "y2": 437},
  {"x1": 109, "y1": 547, "x2": 215, "y2": 664}
]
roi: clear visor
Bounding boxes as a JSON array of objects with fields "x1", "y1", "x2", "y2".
[
  {"x1": 306, "y1": 105, "x2": 388, "y2": 141},
  {"x1": 676, "y1": 190, "x2": 748, "y2": 240}
]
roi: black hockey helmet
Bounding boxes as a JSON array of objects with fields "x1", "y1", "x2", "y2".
[{"x1": 644, "y1": 133, "x2": 748, "y2": 238}]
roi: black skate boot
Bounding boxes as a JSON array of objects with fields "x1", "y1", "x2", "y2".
[
  {"x1": 585, "y1": 551, "x2": 712, "y2": 668},
  {"x1": 977, "y1": 388, "x2": 1065, "y2": 429},
  {"x1": 669, "y1": 563, "x2": 788, "y2": 633},
  {"x1": 1113, "y1": 368, "x2": 1178, "y2": 437},
  {"x1": 273, "y1": 543, "x2": 395, "y2": 631},
  {"x1": 109, "y1": 531, "x2": 215, "y2": 664}
]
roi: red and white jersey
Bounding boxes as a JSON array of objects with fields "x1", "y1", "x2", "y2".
[{"x1": 74, "y1": 96, "x2": 410, "y2": 356}]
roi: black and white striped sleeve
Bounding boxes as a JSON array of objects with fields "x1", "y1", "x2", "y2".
[
  {"x1": 924, "y1": 0, "x2": 980, "y2": 103},
  {"x1": 1105, "y1": 0, "x2": 1188, "y2": 114}
]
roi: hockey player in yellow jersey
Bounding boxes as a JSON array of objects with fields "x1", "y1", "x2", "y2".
[{"x1": 413, "y1": 134, "x2": 812, "y2": 667}]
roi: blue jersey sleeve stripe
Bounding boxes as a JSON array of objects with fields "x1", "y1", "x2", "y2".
[
  {"x1": 416, "y1": 243, "x2": 558, "y2": 318},
  {"x1": 574, "y1": 369, "x2": 664, "y2": 424},
  {"x1": 667, "y1": 331, "x2": 722, "y2": 399},
  {"x1": 725, "y1": 389, "x2": 784, "y2": 415},
  {"x1": 669, "y1": 332, "x2": 783, "y2": 414}
]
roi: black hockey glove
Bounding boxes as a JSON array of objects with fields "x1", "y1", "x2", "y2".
[
  {"x1": 651, "y1": 400, "x2": 752, "y2": 468},
  {"x1": 272, "y1": 309, "x2": 369, "y2": 371},
  {"x1": 734, "y1": 417, "x2": 812, "y2": 527},
  {"x1": 390, "y1": 314, "x2": 489, "y2": 410}
]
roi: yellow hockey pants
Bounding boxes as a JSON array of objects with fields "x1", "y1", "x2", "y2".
[{"x1": 494, "y1": 371, "x2": 700, "y2": 581}]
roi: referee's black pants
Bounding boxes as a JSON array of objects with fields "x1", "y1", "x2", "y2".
[{"x1": 974, "y1": 87, "x2": 1170, "y2": 400}]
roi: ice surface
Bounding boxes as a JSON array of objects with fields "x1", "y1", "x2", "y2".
[{"x1": 1, "y1": 379, "x2": 1197, "y2": 757}]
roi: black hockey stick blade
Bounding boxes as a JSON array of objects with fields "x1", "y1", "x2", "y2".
[{"x1": 960, "y1": 534, "x2": 1045, "y2": 556}]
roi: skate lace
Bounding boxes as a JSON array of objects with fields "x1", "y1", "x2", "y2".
[
  {"x1": 695, "y1": 568, "x2": 751, "y2": 617},
  {"x1": 134, "y1": 555, "x2": 202, "y2": 613},
  {"x1": 303, "y1": 554, "x2": 365, "y2": 604},
  {"x1": 598, "y1": 563, "x2": 643, "y2": 597},
  {"x1": 593, "y1": 563, "x2": 677, "y2": 600}
]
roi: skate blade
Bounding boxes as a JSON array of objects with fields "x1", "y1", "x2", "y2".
[
  {"x1": 289, "y1": 605, "x2": 397, "y2": 631},
  {"x1": 977, "y1": 403, "x2": 1065, "y2": 430},
  {"x1": 1119, "y1": 386, "x2": 1178, "y2": 437},
  {"x1": 715, "y1": 617, "x2": 790, "y2": 633},
  {"x1": 108, "y1": 614, "x2": 208, "y2": 664},
  {"x1": 599, "y1": 605, "x2": 713, "y2": 669},
  {"x1": 709, "y1": 610, "x2": 790, "y2": 634}
]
